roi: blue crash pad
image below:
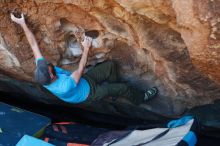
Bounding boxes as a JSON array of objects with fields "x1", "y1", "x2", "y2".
[
  {"x1": 0, "y1": 102, "x2": 51, "y2": 146},
  {"x1": 16, "y1": 135, "x2": 54, "y2": 146}
]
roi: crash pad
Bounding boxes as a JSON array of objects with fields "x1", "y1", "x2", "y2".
[{"x1": 0, "y1": 102, "x2": 51, "y2": 146}]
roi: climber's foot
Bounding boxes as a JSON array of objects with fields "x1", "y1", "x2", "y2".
[{"x1": 144, "y1": 87, "x2": 158, "y2": 102}]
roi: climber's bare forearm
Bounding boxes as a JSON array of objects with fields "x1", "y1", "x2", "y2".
[
  {"x1": 78, "y1": 48, "x2": 89, "y2": 73},
  {"x1": 21, "y1": 23, "x2": 43, "y2": 59},
  {"x1": 71, "y1": 36, "x2": 92, "y2": 84},
  {"x1": 71, "y1": 49, "x2": 89, "y2": 84},
  {"x1": 10, "y1": 13, "x2": 43, "y2": 60}
]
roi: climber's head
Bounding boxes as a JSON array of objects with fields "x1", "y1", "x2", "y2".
[{"x1": 34, "y1": 59, "x2": 56, "y2": 85}]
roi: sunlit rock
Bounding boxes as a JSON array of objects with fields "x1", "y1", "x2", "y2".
[{"x1": 0, "y1": 0, "x2": 220, "y2": 116}]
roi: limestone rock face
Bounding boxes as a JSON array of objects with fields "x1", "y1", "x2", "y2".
[{"x1": 0, "y1": 0, "x2": 220, "y2": 116}]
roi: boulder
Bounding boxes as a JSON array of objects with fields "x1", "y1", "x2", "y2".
[{"x1": 0, "y1": 0, "x2": 220, "y2": 116}]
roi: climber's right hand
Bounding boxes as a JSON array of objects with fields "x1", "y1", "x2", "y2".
[{"x1": 10, "y1": 13, "x2": 26, "y2": 27}]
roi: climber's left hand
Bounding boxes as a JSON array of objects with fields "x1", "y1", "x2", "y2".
[{"x1": 10, "y1": 13, "x2": 26, "y2": 27}]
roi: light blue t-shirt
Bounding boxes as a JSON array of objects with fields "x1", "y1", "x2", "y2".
[
  {"x1": 43, "y1": 66, "x2": 90, "y2": 103},
  {"x1": 44, "y1": 67, "x2": 90, "y2": 103}
]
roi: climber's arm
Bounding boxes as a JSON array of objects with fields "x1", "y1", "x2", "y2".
[
  {"x1": 11, "y1": 13, "x2": 43, "y2": 60},
  {"x1": 71, "y1": 36, "x2": 92, "y2": 84}
]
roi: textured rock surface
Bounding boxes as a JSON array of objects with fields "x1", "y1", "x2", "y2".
[{"x1": 0, "y1": 0, "x2": 220, "y2": 116}]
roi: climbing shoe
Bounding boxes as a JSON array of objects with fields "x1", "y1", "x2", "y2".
[{"x1": 144, "y1": 87, "x2": 158, "y2": 101}]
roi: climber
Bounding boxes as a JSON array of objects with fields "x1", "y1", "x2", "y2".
[{"x1": 10, "y1": 13, "x2": 158, "y2": 105}]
